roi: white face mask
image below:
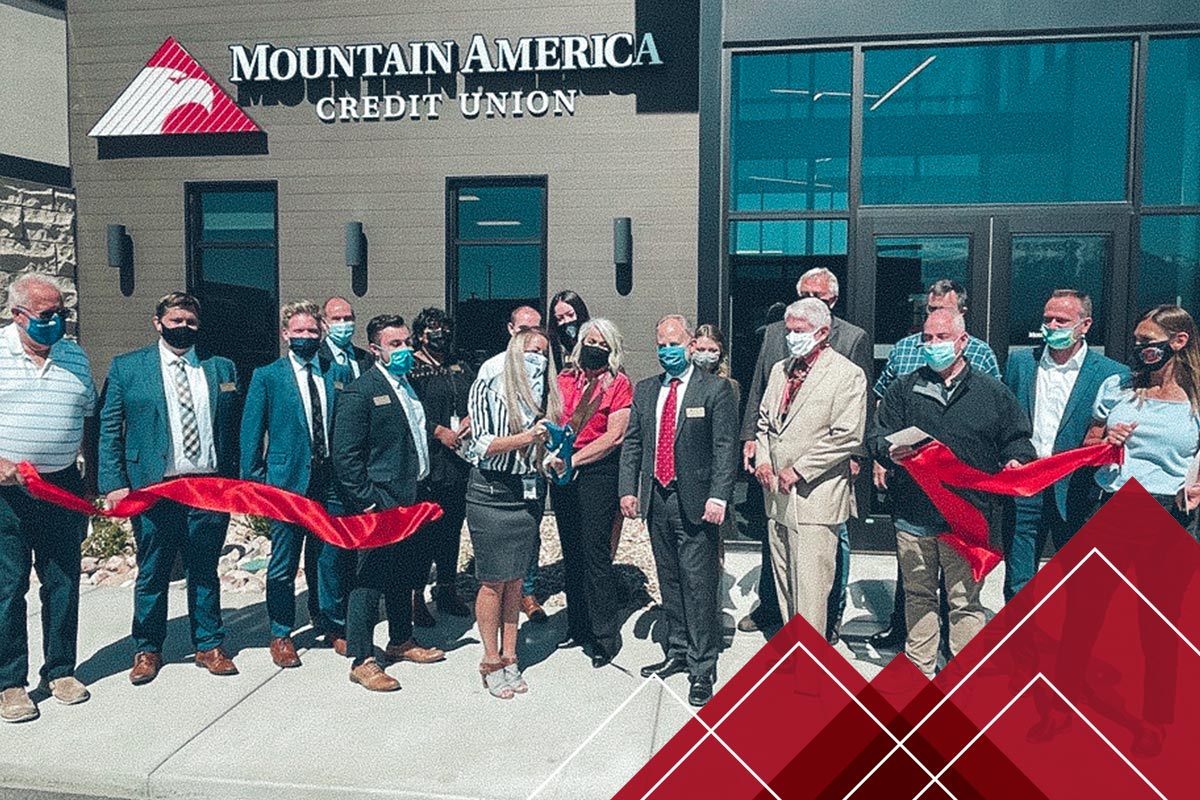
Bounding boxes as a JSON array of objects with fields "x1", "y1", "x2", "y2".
[
  {"x1": 786, "y1": 330, "x2": 819, "y2": 359},
  {"x1": 691, "y1": 351, "x2": 720, "y2": 370}
]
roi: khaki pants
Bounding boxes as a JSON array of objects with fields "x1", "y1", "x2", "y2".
[
  {"x1": 895, "y1": 530, "x2": 985, "y2": 676},
  {"x1": 768, "y1": 521, "x2": 839, "y2": 635}
]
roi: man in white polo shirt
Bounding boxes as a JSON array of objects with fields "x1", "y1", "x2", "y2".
[{"x1": 0, "y1": 274, "x2": 97, "y2": 723}]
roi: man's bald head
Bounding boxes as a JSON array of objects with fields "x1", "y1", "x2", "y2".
[
  {"x1": 324, "y1": 296, "x2": 355, "y2": 322},
  {"x1": 923, "y1": 308, "x2": 966, "y2": 339}
]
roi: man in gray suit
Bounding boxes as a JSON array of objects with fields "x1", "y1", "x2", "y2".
[
  {"x1": 620, "y1": 315, "x2": 738, "y2": 706},
  {"x1": 738, "y1": 268, "x2": 870, "y2": 642}
]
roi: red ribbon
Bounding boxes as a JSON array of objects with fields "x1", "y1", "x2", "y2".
[
  {"x1": 899, "y1": 443, "x2": 1122, "y2": 580},
  {"x1": 16, "y1": 462, "x2": 442, "y2": 551}
]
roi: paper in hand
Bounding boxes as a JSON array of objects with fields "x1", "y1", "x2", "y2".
[{"x1": 885, "y1": 426, "x2": 934, "y2": 448}]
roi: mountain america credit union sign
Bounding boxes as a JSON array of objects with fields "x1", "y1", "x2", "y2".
[{"x1": 228, "y1": 33, "x2": 665, "y2": 122}]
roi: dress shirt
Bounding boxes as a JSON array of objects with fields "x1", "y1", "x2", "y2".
[
  {"x1": 289, "y1": 352, "x2": 330, "y2": 457},
  {"x1": 378, "y1": 364, "x2": 430, "y2": 481},
  {"x1": 330, "y1": 342, "x2": 361, "y2": 379},
  {"x1": 653, "y1": 364, "x2": 724, "y2": 508},
  {"x1": 1031, "y1": 343, "x2": 1087, "y2": 459},
  {"x1": 157, "y1": 339, "x2": 216, "y2": 476}
]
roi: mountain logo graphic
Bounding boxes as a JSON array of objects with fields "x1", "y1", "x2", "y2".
[{"x1": 89, "y1": 37, "x2": 260, "y2": 137}]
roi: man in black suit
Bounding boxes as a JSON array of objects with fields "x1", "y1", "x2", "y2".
[
  {"x1": 738, "y1": 268, "x2": 871, "y2": 642},
  {"x1": 319, "y1": 296, "x2": 374, "y2": 383},
  {"x1": 331, "y1": 314, "x2": 444, "y2": 692},
  {"x1": 620, "y1": 315, "x2": 738, "y2": 706}
]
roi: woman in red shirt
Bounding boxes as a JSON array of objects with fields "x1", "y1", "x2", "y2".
[{"x1": 549, "y1": 317, "x2": 633, "y2": 667}]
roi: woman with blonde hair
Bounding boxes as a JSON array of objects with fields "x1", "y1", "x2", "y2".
[
  {"x1": 463, "y1": 328, "x2": 562, "y2": 698},
  {"x1": 549, "y1": 318, "x2": 633, "y2": 666}
]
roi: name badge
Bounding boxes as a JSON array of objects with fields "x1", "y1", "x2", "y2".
[
  {"x1": 373, "y1": 394, "x2": 392, "y2": 406},
  {"x1": 685, "y1": 406, "x2": 705, "y2": 418},
  {"x1": 333, "y1": 381, "x2": 345, "y2": 391},
  {"x1": 219, "y1": 382, "x2": 237, "y2": 392},
  {"x1": 522, "y1": 475, "x2": 538, "y2": 500}
]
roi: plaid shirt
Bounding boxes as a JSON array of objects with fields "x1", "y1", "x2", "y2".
[{"x1": 873, "y1": 333, "x2": 1001, "y2": 398}]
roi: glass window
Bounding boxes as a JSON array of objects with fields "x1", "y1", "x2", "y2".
[
  {"x1": 862, "y1": 41, "x2": 1132, "y2": 204},
  {"x1": 874, "y1": 236, "x2": 970, "y2": 348},
  {"x1": 1143, "y1": 37, "x2": 1200, "y2": 206},
  {"x1": 448, "y1": 178, "x2": 547, "y2": 365},
  {"x1": 729, "y1": 51, "x2": 852, "y2": 212},
  {"x1": 1139, "y1": 215, "x2": 1200, "y2": 313},
  {"x1": 186, "y1": 183, "x2": 278, "y2": 381},
  {"x1": 1009, "y1": 234, "x2": 1109, "y2": 350}
]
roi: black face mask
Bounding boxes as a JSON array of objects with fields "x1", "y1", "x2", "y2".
[
  {"x1": 578, "y1": 343, "x2": 610, "y2": 371},
  {"x1": 426, "y1": 330, "x2": 450, "y2": 353},
  {"x1": 160, "y1": 324, "x2": 198, "y2": 350},
  {"x1": 1132, "y1": 340, "x2": 1174, "y2": 372},
  {"x1": 559, "y1": 323, "x2": 578, "y2": 346},
  {"x1": 288, "y1": 336, "x2": 321, "y2": 361}
]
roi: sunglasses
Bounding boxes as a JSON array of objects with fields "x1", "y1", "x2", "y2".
[{"x1": 15, "y1": 305, "x2": 65, "y2": 323}]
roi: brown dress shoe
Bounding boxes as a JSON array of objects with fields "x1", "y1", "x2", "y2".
[
  {"x1": 349, "y1": 658, "x2": 401, "y2": 692},
  {"x1": 521, "y1": 595, "x2": 548, "y2": 623},
  {"x1": 194, "y1": 647, "x2": 239, "y2": 676},
  {"x1": 412, "y1": 591, "x2": 436, "y2": 628},
  {"x1": 330, "y1": 636, "x2": 348, "y2": 657},
  {"x1": 269, "y1": 637, "x2": 302, "y2": 668},
  {"x1": 0, "y1": 687, "x2": 38, "y2": 723},
  {"x1": 385, "y1": 638, "x2": 446, "y2": 664},
  {"x1": 47, "y1": 676, "x2": 90, "y2": 705},
  {"x1": 130, "y1": 651, "x2": 163, "y2": 685}
]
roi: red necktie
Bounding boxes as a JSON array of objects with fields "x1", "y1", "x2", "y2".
[
  {"x1": 655, "y1": 378, "x2": 681, "y2": 486},
  {"x1": 780, "y1": 369, "x2": 807, "y2": 416}
]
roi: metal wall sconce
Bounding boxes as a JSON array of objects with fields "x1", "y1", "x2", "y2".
[
  {"x1": 107, "y1": 223, "x2": 135, "y2": 296},
  {"x1": 614, "y1": 217, "x2": 632, "y2": 296},
  {"x1": 345, "y1": 221, "x2": 368, "y2": 296}
]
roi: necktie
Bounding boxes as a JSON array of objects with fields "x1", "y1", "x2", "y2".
[
  {"x1": 654, "y1": 378, "x2": 680, "y2": 486},
  {"x1": 780, "y1": 368, "x2": 807, "y2": 416},
  {"x1": 304, "y1": 364, "x2": 327, "y2": 459},
  {"x1": 171, "y1": 359, "x2": 201, "y2": 460}
]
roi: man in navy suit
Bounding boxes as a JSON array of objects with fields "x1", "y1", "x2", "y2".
[
  {"x1": 1002, "y1": 289, "x2": 1128, "y2": 601},
  {"x1": 241, "y1": 301, "x2": 345, "y2": 668},
  {"x1": 98, "y1": 292, "x2": 241, "y2": 685},
  {"x1": 331, "y1": 315, "x2": 444, "y2": 692}
]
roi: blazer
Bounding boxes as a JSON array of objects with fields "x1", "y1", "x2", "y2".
[
  {"x1": 740, "y1": 315, "x2": 871, "y2": 440},
  {"x1": 97, "y1": 344, "x2": 240, "y2": 492},
  {"x1": 1003, "y1": 345, "x2": 1129, "y2": 520},
  {"x1": 755, "y1": 349, "x2": 867, "y2": 526},
  {"x1": 318, "y1": 340, "x2": 374, "y2": 384},
  {"x1": 239, "y1": 356, "x2": 341, "y2": 494},
  {"x1": 330, "y1": 366, "x2": 420, "y2": 513},
  {"x1": 618, "y1": 367, "x2": 738, "y2": 526}
]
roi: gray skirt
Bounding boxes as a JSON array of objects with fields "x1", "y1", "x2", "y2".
[{"x1": 465, "y1": 467, "x2": 544, "y2": 582}]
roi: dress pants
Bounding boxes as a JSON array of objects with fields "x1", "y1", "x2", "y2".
[
  {"x1": 649, "y1": 482, "x2": 719, "y2": 678},
  {"x1": 413, "y1": 479, "x2": 468, "y2": 593},
  {"x1": 266, "y1": 460, "x2": 343, "y2": 639},
  {"x1": 895, "y1": 530, "x2": 984, "y2": 676},
  {"x1": 0, "y1": 467, "x2": 86, "y2": 689},
  {"x1": 768, "y1": 520, "x2": 839, "y2": 636},
  {"x1": 346, "y1": 536, "x2": 425, "y2": 663},
  {"x1": 551, "y1": 453, "x2": 622, "y2": 656},
  {"x1": 131, "y1": 498, "x2": 228, "y2": 654},
  {"x1": 1003, "y1": 488, "x2": 1080, "y2": 602}
]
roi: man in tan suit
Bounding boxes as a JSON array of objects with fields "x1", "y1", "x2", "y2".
[{"x1": 753, "y1": 298, "x2": 867, "y2": 634}]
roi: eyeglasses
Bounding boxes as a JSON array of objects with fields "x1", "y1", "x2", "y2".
[{"x1": 15, "y1": 305, "x2": 64, "y2": 323}]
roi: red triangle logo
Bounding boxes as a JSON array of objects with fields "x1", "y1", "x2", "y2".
[{"x1": 89, "y1": 37, "x2": 261, "y2": 137}]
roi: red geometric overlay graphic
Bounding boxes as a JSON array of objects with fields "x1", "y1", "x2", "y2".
[
  {"x1": 88, "y1": 37, "x2": 259, "y2": 137},
  {"x1": 616, "y1": 481, "x2": 1200, "y2": 798}
]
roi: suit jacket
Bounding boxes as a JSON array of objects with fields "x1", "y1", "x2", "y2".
[
  {"x1": 740, "y1": 315, "x2": 871, "y2": 440},
  {"x1": 755, "y1": 349, "x2": 867, "y2": 526},
  {"x1": 97, "y1": 344, "x2": 240, "y2": 492},
  {"x1": 331, "y1": 366, "x2": 419, "y2": 512},
  {"x1": 618, "y1": 368, "x2": 738, "y2": 526},
  {"x1": 1003, "y1": 345, "x2": 1129, "y2": 520},
  {"x1": 318, "y1": 340, "x2": 374, "y2": 384},
  {"x1": 239, "y1": 356, "x2": 341, "y2": 494}
]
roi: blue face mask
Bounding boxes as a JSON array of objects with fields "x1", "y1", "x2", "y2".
[
  {"x1": 327, "y1": 321, "x2": 355, "y2": 348},
  {"x1": 20, "y1": 310, "x2": 65, "y2": 347},
  {"x1": 658, "y1": 344, "x2": 689, "y2": 376},
  {"x1": 921, "y1": 341, "x2": 959, "y2": 371},
  {"x1": 385, "y1": 347, "x2": 414, "y2": 377},
  {"x1": 1041, "y1": 323, "x2": 1079, "y2": 351},
  {"x1": 288, "y1": 336, "x2": 321, "y2": 361}
]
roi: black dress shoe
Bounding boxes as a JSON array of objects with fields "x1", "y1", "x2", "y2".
[
  {"x1": 688, "y1": 674, "x2": 714, "y2": 706},
  {"x1": 590, "y1": 646, "x2": 612, "y2": 669},
  {"x1": 826, "y1": 628, "x2": 841, "y2": 646},
  {"x1": 736, "y1": 615, "x2": 759, "y2": 633},
  {"x1": 869, "y1": 626, "x2": 904, "y2": 649},
  {"x1": 640, "y1": 657, "x2": 688, "y2": 679}
]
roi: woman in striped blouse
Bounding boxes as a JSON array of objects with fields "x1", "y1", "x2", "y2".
[{"x1": 463, "y1": 328, "x2": 562, "y2": 698}]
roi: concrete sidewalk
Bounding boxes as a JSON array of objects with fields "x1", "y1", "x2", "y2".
[{"x1": 0, "y1": 550, "x2": 1005, "y2": 800}]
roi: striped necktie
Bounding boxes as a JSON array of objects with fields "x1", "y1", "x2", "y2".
[{"x1": 171, "y1": 358, "x2": 201, "y2": 460}]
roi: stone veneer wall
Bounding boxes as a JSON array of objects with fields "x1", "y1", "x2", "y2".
[{"x1": 0, "y1": 177, "x2": 78, "y2": 331}]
